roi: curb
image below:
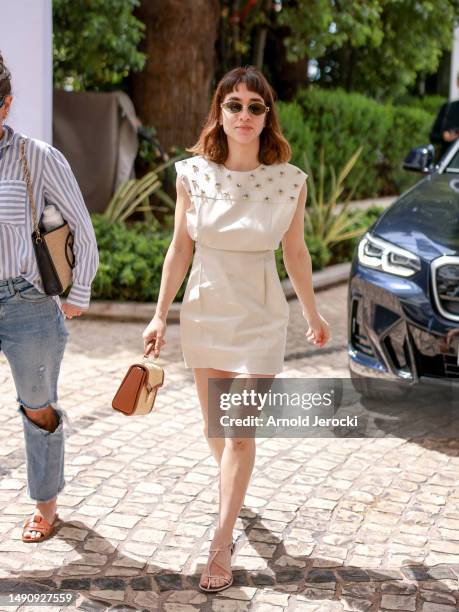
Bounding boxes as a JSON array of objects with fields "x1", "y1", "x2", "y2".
[{"x1": 85, "y1": 261, "x2": 352, "y2": 324}]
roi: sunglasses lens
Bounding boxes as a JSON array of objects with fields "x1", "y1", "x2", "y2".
[
  {"x1": 224, "y1": 102, "x2": 243, "y2": 114},
  {"x1": 249, "y1": 103, "x2": 266, "y2": 115}
]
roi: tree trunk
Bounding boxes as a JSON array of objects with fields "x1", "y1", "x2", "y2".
[
  {"x1": 264, "y1": 25, "x2": 308, "y2": 100},
  {"x1": 251, "y1": 0, "x2": 272, "y2": 70},
  {"x1": 131, "y1": 0, "x2": 221, "y2": 151}
]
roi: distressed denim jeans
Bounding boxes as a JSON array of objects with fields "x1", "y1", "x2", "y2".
[{"x1": 0, "y1": 277, "x2": 68, "y2": 502}]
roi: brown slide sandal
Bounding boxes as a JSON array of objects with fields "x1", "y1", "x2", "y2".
[{"x1": 22, "y1": 514, "x2": 59, "y2": 543}]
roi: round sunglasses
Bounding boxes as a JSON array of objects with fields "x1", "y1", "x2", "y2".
[{"x1": 221, "y1": 101, "x2": 269, "y2": 116}]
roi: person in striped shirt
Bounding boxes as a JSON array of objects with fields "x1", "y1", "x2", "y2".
[{"x1": 0, "y1": 54, "x2": 98, "y2": 542}]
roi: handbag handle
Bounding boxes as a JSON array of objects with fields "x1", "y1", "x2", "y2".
[
  {"x1": 19, "y1": 138, "x2": 41, "y2": 242},
  {"x1": 143, "y1": 354, "x2": 161, "y2": 363}
]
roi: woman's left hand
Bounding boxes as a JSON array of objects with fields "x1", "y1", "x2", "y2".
[
  {"x1": 62, "y1": 303, "x2": 83, "y2": 319},
  {"x1": 305, "y1": 313, "x2": 331, "y2": 348}
]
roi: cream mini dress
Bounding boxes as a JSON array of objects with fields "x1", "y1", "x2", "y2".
[{"x1": 175, "y1": 155, "x2": 307, "y2": 375}]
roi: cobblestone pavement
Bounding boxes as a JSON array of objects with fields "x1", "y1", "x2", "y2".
[{"x1": 0, "y1": 285, "x2": 458, "y2": 612}]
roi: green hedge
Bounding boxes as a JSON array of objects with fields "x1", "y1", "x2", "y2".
[
  {"x1": 91, "y1": 215, "x2": 175, "y2": 302},
  {"x1": 394, "y1": 94, "x2": 445, "y2": 116},
  {"x1": 278, "y1": 88, "x2": 434, "y2": 199},
  {"x1": 91, "y1": 205, "x2": 384, "y2": 302}
]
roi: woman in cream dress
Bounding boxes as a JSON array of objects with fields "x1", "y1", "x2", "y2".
[{"x1": 143, "y1": 66, "x2": 330, "y2": 592}]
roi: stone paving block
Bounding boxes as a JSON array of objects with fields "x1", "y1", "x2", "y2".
[
  {"x1": 111, "y1": 555, "x2": 146, "y2": 569},
  {"x1": 83, "y1": 537, "x2": 117, "y2": 554},
  {"x1": 0, "y1": 285, "x2": 458, "y2": 611},
  {"x1": 298, "y1": 602, "x2": 344, "y2": 612},
  {"x1": 1, "y1": 503, "x2": 35, "y2": 515},
  {"x1": 246, "y1": 528, "x2": 279, "y2": 544},
  {"x1": 312, "y1": 558, "x2": 344, "y2": 568},
  {"x1": 121, "y1": 539, "x2": 157, "y2": 558},
  {"x1": 341, "y1": 584, "x2": 376, "y2": 598},
  {"x1": 77, "y1": 505, "x2": 112, "y2": 518},
  {"x1": 233, "y1": 555, "x2": 269, "y2": 571},
  {"x1": 275, "y1": 554, "x2": 307, "y2": 568},
  {"x1": 425, "y1": 552, "x2": 459, "y2": 565},
  {"x1": 66, "y1": 514, "x2": 99, "y2": 528},
  {"x1": 183, "y1": 512, "x2": 215, "y2": 527},
  {"x1": 420, "y1": 588, "x2": 457, "y2": 605},
  {"x1": 153, "y1": 547, "x2": 190, "y2": 570},
  {"x1": 238, "y1": 542, "x2": 276, "y2": 558},
  {"x1": 57, "y1": 564, "x2": 103, "y2": 576},
  {"x1": 130, "y1": 528, "x2": 166, "y2": 545},
  {"x1": 132, "y1": 590, "x2": 160, "y2": 609},
  {"x1": 104, "y1": 566, "x2": 138, "y2": 576},
  {"x1": 96, "y1": 525, "x2": 129, "y2": 541},
  {"x1": 133, "y1": 482, "x2": 165, "y2": 495},
  {"x1": 163, "y1": 605, "x2": 200, "y2": 612},
  {"x1": 0, "y1": 524, "x2": 15, "y2": 540},
  {"x1": 341, "y1": 596, "x2": 373, "y2": 611},
  {"x1": 253, "y1": 590, "x2": 290, "y2": 606},
  {"x1": 211, "y1": 600, "x2": 250, "y2": 612},
  {"x1": 301, "y1": 587, "x2": 336, "y2": 601},
  {"x1": 164, "y1": 590, "x2": 206, "y2": 604},
  {"x1": 421, "y1": 603, "x2": 457, "y2": 612},
  {"x1": 380, "y1": 593, "x2": 416, "y2": 610},
  {"x1": 0, "y1": 479, "x2": 25, "y2": 490},
  {"x1": 100, "y1": 513, "x2": 142, "y2": 529},
  {"x1": 174, "y1": 522, "x2": 208, "y2": 538}
]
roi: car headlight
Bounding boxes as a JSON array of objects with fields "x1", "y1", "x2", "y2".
[{"x1": 357, "y1": 233, "x2": 421, "y2": 277}]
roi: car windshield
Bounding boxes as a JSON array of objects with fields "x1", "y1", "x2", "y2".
[{"x1": 445, "y1": 148, "x2": 459, "y2": 172}]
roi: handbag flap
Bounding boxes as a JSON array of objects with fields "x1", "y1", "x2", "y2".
[
  {"x1": 43, "y1": 223, "x2": 75, "y2": 289},
  {"x1": 144, "y1": 362, "x2": 165, "y2": 390},
  {"x1": 112, "y1": 365, "x2": 148, "y2": 415},
  {"x1": 32, "y1": 232, "x2": 63, "y2": 296}
]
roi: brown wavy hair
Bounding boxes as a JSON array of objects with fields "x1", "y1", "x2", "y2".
[
  {"x1": 188, "y1": 66, "x2": 291, "y2": 165},
  {"x1": 0, "y1": 53, "x2": 12, "y2": 101}
]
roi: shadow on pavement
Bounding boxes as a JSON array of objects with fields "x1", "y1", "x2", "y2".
[{"x1": 1, "y1": 509, "x2": 458, "y2": 610}]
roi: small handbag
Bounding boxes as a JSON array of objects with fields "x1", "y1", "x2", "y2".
[
  {"x1": 20, "y1": 139, "x2": 75, "y2": 296},
  {"x1": 112, "y1": 357, "x2": 164, "y2": 416}
]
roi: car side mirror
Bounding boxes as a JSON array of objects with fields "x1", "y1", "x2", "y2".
[{"x1": 403, "y1": 144, "x2": 436, "y2": 174}]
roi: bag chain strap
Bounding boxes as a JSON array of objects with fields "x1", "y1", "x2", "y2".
[{"x1": 19, "y1": 139, "x2": 42, "y2": 242}]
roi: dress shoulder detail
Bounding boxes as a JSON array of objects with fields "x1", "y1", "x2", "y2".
[{"x1": 176, "y1": 158, "x2": 306, "y2": 206}]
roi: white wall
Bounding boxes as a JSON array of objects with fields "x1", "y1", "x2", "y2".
[
  {"x1": 450, "y1": 26, "x2": 459, "y2": 100},
  {"x1": 1, "y1": 0, "x2": 52, "y2": 143}
]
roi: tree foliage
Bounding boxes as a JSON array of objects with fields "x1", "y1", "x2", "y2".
[
  {"x1": 53, "y1": 0, "x2": 146, "y2": 90},
  {"x1": 316, "y1": 0, "x2": 459, "y2": 99},
  {"x1": 218, "y1": 0, "x2": 459, "y2": 99}
]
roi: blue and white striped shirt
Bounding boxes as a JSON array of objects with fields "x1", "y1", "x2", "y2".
[{"x1": 0, "y1": 125, "x2": 98, "y2": 309}]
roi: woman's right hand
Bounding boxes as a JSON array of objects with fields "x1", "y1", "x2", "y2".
[{"x1": 142, "y1": 315, "x2": 167, "y2": 358}]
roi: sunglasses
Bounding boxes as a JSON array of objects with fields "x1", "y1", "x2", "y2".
[
  {"x1": 221, "y1": 101, "x2": 269, "y2": 116},
  {"x1": 0, "y1": 98, "x2": 4, "y2": 109}
]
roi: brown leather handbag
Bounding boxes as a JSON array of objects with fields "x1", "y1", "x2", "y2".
[{"x1": 112, "y1": 358, "x2": 164, "y2": 416}]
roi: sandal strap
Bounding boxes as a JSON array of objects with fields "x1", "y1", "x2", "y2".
[
  {"x1": 209, "y1": 542, "x2": 233, "y2": 552},
  {"x1": 203, "y1": 548, "x2": 232, "y2": 580},
  {"x1": 204, "y1": 574, "x2": 231, "y2": 583},
  {"x1": 23, "y1": 515, "x2": 54, "y2": 535}
]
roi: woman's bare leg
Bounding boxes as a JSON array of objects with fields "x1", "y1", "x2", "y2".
[
  {"x1": 194, "y1": 368, "x2": 273, "y2": 589},
  {"x1": 193, "y1": 367, "x2": 234, "y2": 465}
]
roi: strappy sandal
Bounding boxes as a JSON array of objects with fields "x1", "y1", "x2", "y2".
[
  {"x1": 22, "y1": 514, "x2": 59, "y2": 543},
  {"x1": 199, "y1": 541, "x2": 235, "y2": 593}
]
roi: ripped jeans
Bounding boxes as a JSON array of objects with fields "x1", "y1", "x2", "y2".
[{"x1": 0, "y1": 277, "x2": 68, "y2": 502}]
